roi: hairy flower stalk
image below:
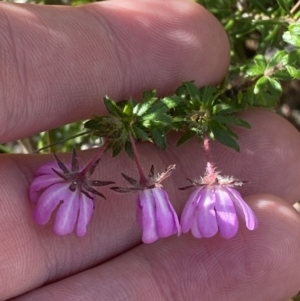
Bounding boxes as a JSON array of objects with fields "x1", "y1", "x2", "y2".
[
  {"x1": 180, "y1": 137, "x2": 258, "y2": 239},
  {"x1": 111, "y1": 136, "x2": 180, "y2": 243},
  {"x1": 30, "y1": 143, "x2": 114, "y2": 236}
]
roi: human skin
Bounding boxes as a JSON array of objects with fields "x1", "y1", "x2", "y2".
[{"x1": 1, "y1": 0, "x2": 300, "y2": 300}]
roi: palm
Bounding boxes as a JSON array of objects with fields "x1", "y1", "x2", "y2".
[{"x1": 1, "y1": 0, "x2": 300, "y2": 300}]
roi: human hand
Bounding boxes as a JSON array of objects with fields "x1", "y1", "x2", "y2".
[{"x1": 1, "y1": 0, "x2": 300, "y2": 300}]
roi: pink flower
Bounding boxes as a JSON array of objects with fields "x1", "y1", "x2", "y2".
[
  {"x1": 111, "y1": 164, "x2": 180, "y2": 243},
  {"x1": 180, "y1": 185, "x2": 258, "y2": 239},
  {"x1": 29, "y1": 149, "x2": 114, "y2": 236},
  {"x1": 136, "y1": 187, "x2": 181, "y2": 244}
]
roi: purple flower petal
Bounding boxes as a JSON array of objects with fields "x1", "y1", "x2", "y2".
[
  {"x1": 139, "y1": 189, "x2": 158, "y2": 244},
  {"x1": 34, "y1": 183, "x2": 69, "y2": 225},
  {"x1": 136, "y1": 193, "x2": 143, "y2": 229},
  {"x1": 197, "y1": 187, "x2": 218, "y2": 238},
  {"x1": 214, "y1": 188, "x2": 238, "y2": 239},
  {"x1": 191, "y1": 208, "x2": 202, "y2": 238},
  {"x1": 226, "y1": 188, "x2": 258, "y2": 230},
  {"x1": 180, "y1": 187, "x2": 203, "y2": 233},
  {"x1": 152, "y1": 188, "x2": 180, "y2": 237},
  {"x1": 76, "y1": 194, "x2": 94, "y2": 237},
  {"x1": 30, "y1": 174, "x2": 64, "y2": 202},
  {"x1": 54, "y1": 190, "x2": 80, "y2": 236}
]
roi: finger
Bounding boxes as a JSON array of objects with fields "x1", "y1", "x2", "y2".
[
  {"x1": 11, "y1": 194, "x2": 300, "y2": 301},
  {"x1": 0, "y1": 0, "x2": 229, "y2": 142},
  {"x1": 1, "y1": 109, "x2": 300, "y2": 300}
]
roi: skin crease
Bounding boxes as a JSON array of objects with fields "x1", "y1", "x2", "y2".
[{"x1": 0, "y1": 0, "x2": 299, "y2": 300}]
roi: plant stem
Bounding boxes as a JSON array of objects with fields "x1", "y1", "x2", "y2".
[
  {"x1": 129, "y1": 135, "x2": 148, "y2": 184},
  {"x1": 203, "y1": 136, "x2": 214, "y2": 176},
  {"x1": 81, "y1": 139, "x2": 109, "y2": 176}
]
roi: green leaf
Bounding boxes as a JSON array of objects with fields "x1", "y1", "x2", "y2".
[
  {"x1": 276, "y1": 0, "x2": 292, "y2": 14},
  {"x1": 132, "y1": 126, "x2": 150, "y2": 141},
  {"x1": 288, "y1": 23, "x2": 300, "y2": 35},
  {"x1": 212, "y1": 104, "x2": 239, "y2": 115},
  {"x1": 123, "y1": 101, "x2": 134, "y2": 117},
  {"x1": 244, "y1": 55, "x2": 267, "y2": 77},
  {"x1": 124, "y1": 141, "x2": 133, "y2": 159},
  {"x1": 283, "y1": 31, "x2": 300, "y2": 47},
  {"x1": 200, "y1": 86, "x2": 217, "y2": 106},
  {"x1": 151, "y1": 128, "x2": 167, "y2": 150},
  {"x1": 161, "y1": 95, "x2": 182, "y2": 108},
  {"x1": 104, "y1": 96, "x2": 124, "y2": 118},
  {"x1": 112, "y1": 145, "x2": 122, "y2": 157},
  {"x1": 133, "y1": 90, "x2": 157, "y2": 116},
  {"x1": 176, "y1": 130, "x2": 196, "y2": 146},
  {"x1": 254, "y1": 76, "x2": 268, "y2": 94},
  {"x1": 286, "y1": 65, "x2": 300, "y2": 79},
  {"x1": 212, "y1": 116, "x2": 251, "y2": 128},
  {"x1": 267, "y1": 78, "x2": 282, "y2": 95},
  {"x1": 266, "y1": 50, "x2": 288, "y2": 69},
  {"x1": 84, "y1": 119, "x2": 101, "y2": 130},
  {"x1": 210, "y1": 122, "x2": 240, "y2": 152},
  {"x1": 287, "y1": 49, "x2": 300, "y2": 66}
]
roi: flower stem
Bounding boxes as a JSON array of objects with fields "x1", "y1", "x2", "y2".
[
  {"x1": 129, "y1": 135, "x2": 148, "y2": 184},
  {"x1": 203, "y1": 136, "x2": 214, "y2": 176},
  {"x1": 81, "y1": 139, "x2": 109, "y2": 176}
]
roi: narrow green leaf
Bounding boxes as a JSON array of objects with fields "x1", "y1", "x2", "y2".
[
  {"x1": 176, "y1": 130, "x2": 196, "y2": 146},
  {"x1": 212, "y1": 116, "x2": 251, "y2": 128},
  {"x1": 112, "y1": 145, "x2": 122, "y2": 157},
  {"x1": 133, "y1": 90, "x2": 157, "y2": 116},
  {"x1": 201, "y1": 86, "x2": 217, "y2": 106},
  {"x1": 84, "y1": 119, "x2": 101, "y2": 130},
  {"x1": 276, "y1": 0, "x2": 292, "y2": 14},
  {"x1": 212, "y1": 104, "x2": 238, "y2": 115},
  {"x1": 210, "y1": 123, "x2": 240, "y2": 152},
  {"x1": 132, "y1": 126, "x2": 150, "y2": 141},
  {"x1": 161, "y1": 95, "x2": 182, "y2": 108},
  {"x1": 151, "y1": 128, "x2": 167, "y2": 150},
  {"x1": 123, "y1": 101, "x2": 134, "y2": 117},
  {"x1": 125, "y1": 141, "x2": 134, "y2": 159},
  {"x1": 104, "y1": 96, "x2": 124, "y2": 118}
]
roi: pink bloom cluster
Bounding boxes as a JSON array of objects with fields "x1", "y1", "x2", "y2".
[{"x1": 30, "y1": 154, "x2": 257, "y2": 242}]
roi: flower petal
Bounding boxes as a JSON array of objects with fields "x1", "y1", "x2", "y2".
[
  {"x1": 30, "y1": 174, "x2": 64, "y2": 202},
  {"x1": 54, "y1": 190, "x2": 80, "y2": 236},
  {"x1": 191, "y1": 208, "x2": 202, "y2": 238},
  {"x1": 76, "y1": 194, "x2": 94, "y2": 237},
  {"x1": 197, "y1": 187, "x2": 218, "y2": 238},
  {"x1": 136, "y1": 193, "x2": 143, "y2": 229},
  {"x1": 180, "y1": 187, "x2": 203, "y2": 233},
  {"x1": 33, "y1": 183, "x2": 69, "y2": 225},
  {"x1": 214, "y1": 187, "x2": 238, "y2": 239},
  {"x1": 152, "y1": 188, "x2": 180, "y2": 237},
  {"x1": 35, "y1": 161, "x2": 71, "y2": 176},
  {"x1": 139, "y1": 189, "x2": 158, "y2": 244},
  {"x1": 226, "y1": 188, "x2": 258, "y2": 230}
]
